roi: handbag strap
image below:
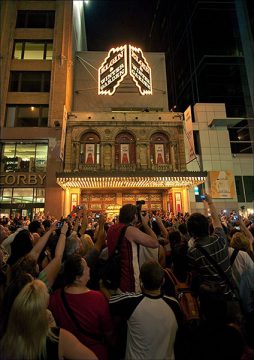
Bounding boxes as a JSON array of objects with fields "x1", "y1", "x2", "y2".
[
  {"x1": 196, "y1": 245, "x2": 237, "y2": 296},
  {"x1": 230, "y1": 248, "x2": 239, "y2": 266},
  {"x1": 60, "y1": 289, "x2": 103, "y2": 341}
]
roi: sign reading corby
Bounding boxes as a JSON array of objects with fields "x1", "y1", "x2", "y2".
[{"x1": 98, "y1": 45, "x2": 152, "y2": 96}]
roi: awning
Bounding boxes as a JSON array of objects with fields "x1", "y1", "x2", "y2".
[{"x1": 56, "y1": 171, "x2": 207, "y2": 189}]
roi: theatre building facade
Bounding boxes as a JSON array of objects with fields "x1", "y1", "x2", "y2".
[{"x1": 56, "y1": 47, "x2": 206, "y2": 217}]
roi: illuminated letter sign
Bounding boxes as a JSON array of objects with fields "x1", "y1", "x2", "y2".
[
  {"x1": 98, "y1": 45, "x2": 152, "y2": 95},
  {"x1": 98, "y1": 45, "x2": 128, "y2": 95},
  {"x1": 129, "y1": 45, "x2": 152, "y2": 95}
]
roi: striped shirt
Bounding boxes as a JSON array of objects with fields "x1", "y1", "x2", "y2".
[{"x1": 188, "y1": 227, "x2": 233, "y2": 296}]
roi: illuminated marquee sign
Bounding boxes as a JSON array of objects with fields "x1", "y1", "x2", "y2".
[
  {"x1": 129, "y1": 45, "x2": 152, "y2": 95},
  {"x1": 98, "y1": 45, "x2": 128, "y2": 95},
  {"x1": 98, "y1": 45, "x2": 152, "y2": 96}
]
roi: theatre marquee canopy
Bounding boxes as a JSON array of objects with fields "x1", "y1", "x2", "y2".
[{"x1": 56, "y1": 171, "x2": 207, "y2": 189}]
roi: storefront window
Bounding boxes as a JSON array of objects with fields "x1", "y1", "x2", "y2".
[
  {"x1": 1, "y1": 142, "x2": 48, "y2": 172},
  {"x1": 34, "y1": 188, "x2": 45, "y2": 203},
  {"x1": 12, "y1": 188, "x2": 33, "y2": 203},
  {"x1": 0, "y1": 188, "x2": 45, "y2": 204},
  {"x1": 0, "y1": 189, "x2": 12, "y2": 203}
]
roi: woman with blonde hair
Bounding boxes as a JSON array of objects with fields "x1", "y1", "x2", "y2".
[{"x1": 0, "y1": 279, "x2": 97, "y2": 360}]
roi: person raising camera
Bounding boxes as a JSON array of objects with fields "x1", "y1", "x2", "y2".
[{"x1": 106, "y1": 203, "x2": 159, "y2": 293}]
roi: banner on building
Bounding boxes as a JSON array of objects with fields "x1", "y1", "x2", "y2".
[
  {"x1": 154, "y1": 144, "x2": 165, "y2": 164},
  {"x1": 60, "y1": 106, "x2": 67, "y2": 161},
  {"x1": 85, "y1": 144, "x2": 95, "y2": 164},
  {"x1": 184, "y1": 105, "x2": 196, "y2": 163},
  {"x1": 120, "y1": 144, "x2": 130, "y2": 164},
  {"x1": 209, "y1": 170, "x2": 236, "y2": 198}
]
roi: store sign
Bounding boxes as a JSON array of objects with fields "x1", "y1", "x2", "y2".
[
  {"x1": 209, "y1": 170, "x2": 236, "y2": 199},
  {"x1": 98, "y1": 45, "x2": 128, "y2": 95},
  {"x1": 129, "y1": 45, "x2": 152, "y2": 95},
  {"x1": 98, "y1": 45, "x2": 152, "y2": 95},
  {"x1": 0, "y1": 173, "x2": 46, "y2": 186}
]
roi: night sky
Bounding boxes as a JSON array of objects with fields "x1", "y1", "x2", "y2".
[{"x1": 85, "y1": 0, "x2": 156, "y2": 51}]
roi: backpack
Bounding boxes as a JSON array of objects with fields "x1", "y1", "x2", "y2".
[
  {"x1": 164, "y1": 268, "x2": 200, "y2": 322},
  {"x1": 101, "y1": 225, "x2": 129, "y2": 290}
]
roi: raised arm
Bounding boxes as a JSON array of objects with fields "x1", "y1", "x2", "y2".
[
  {"x1": 79, "y1": 210, "x2": 88, "y2": 236},
  {"x1": 238, "y1": 214, "x2": 254, "y2": 251},
  {"x1": 29, "y1": 221, "x2": 57, "y2": 261},
  {"x1": 155, "y1": 215, "x2": 169, "y2": 240},
  {"x1": 94, "y1": 214, "x2": 106, "y2": 253},
  {"x1": 127, "y1": 214, "x2": 159, "y2": 248},
  {"x1": 204, "y1": 193, "x2": 222, "y2": 229},
  {"x1": 38, "y1": 222, "x2": 68, "y2": 289}
]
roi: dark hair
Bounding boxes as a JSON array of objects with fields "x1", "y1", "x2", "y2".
[
  {"x1": 171, "y1": 244, "x2": 188, "y2": 282},
  {"x1": 187, "y1": 213, "x2": 209, "y2": 237},
  {"x1": 63, "y1": 254, "x2": 84, "y2": 285},
  {"x1": 42, "y1": 219, "x2": 51, "y2": 230},
  {"x1": 168, "y1": 231, "x2": 181, "y2": 249},
  {"x1": 140, "y1": 260, "x2": 164, "y2": 290},
  {"x1": 119, "y1": 204, "x2": 137, "y2": 224},
  {"x1": 10, "y1": 256, "x2": 38, "y2": 281},
  {"x1": 28, "y1": 220, "x2": 41, "y2": 233},
  {"x1": 178, "y1": 223, "x2": 188, "y2": 235},
  {"x1": 7, "y1": 230, "x2": 33, "y2": 266}
]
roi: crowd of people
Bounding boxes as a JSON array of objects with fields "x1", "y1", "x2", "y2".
[{"x1": 0, "y1": 196, "x2": 254, "y2": 359}]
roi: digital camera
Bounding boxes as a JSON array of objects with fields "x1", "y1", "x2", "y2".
[{"x1": 136, "y1": 200, "x2": 145, "y2": 212}]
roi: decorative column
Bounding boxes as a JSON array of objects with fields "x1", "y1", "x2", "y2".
[
  {"x1": 73, "y1": 142, "x2": 80, "y2": 171},
  {"x1": 100, "y1": 143, "x2": 104, "y2": 169},
  {"x1": 170, "y1": 143, "x2": 176, "y2": 171}
]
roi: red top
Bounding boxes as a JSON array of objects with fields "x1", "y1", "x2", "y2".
[
  {"x1": 49, "y1": 289, "x2": 113, "y2": 360},
  {"x1": 107, "y1": 223, "x2": 138, "y2": 292}
]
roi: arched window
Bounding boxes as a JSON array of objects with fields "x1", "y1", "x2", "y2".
[
  {"x1": 115, "y1": 132, "x2": 136, "y2": 165},
  {"x1": 80, "y1": 132, "x2": 100, "y2": 165},
  {"x1": 150, "y1": 132, "x2": 169, "y2": 164}
]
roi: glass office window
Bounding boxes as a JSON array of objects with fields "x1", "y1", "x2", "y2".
[
  {"x1": 9, "y1": 71, "x2": 51, "y2": 92},
  {"x1": 1, "y1": 143, "x2": 48, "y2": 173},
  {"x1": 13, "y1": 41, "x2": 53, "y2": 60},
  {"x1": 46, "y1": 42, "x2": 53, "y2": 60},
  {"x1": 243, "y1": 176, "x2": 254, "y2": 202},
  {"x1": 24, "y1": 42, "x2": 45, "y2": 60},
  {"x1": 234, "y1": 176, "x2": 245, "y2": 203},
  {"x1": 35, "y1": 144, "x2": 48, "y2": 172},
  {"x1": 6, "y1": 105, "x2": 49, "y2": 127},
  {"x1": 13, "y1": 42, "x2": 23, "y2": 59},
  {"x1": 16, "y1": 10, "x2": 55, "y2": 28}
]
